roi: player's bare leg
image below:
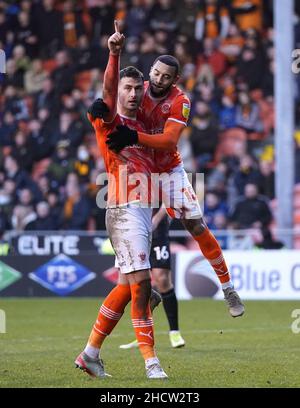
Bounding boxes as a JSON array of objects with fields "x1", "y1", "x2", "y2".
[{"x1": 181, "y1": 217, "x2": 245, "y2": 318}]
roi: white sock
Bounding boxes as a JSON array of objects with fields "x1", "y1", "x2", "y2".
[
  {"x1": 169, "y1": 330, "x2": 180, "y2": 335},
  {"x1": 84, "y1": 344, "x2": 100, "y2": 359},
  {"x1": 222, "y1": 281, "x2": 234, "y2": 290},
  {"x1": 145, "y1": 357, "x2": 159, "y2": 368}
]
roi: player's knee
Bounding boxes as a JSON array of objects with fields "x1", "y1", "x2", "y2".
[
  {"x1": 182, "y1": 217, "x2": 207, "y2": 236},
  {"x1": 156, "y1": 274, "x2": 172, "y2": 292}
]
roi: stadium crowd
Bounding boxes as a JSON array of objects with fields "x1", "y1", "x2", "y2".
[{"x1": 0, "y1": 0, "x2": 298, "y2": 248}]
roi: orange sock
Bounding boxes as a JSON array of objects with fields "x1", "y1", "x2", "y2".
[
  {"x1": 88, "y1": 283, "x2": 131, "y2": 349},
  {"x1": 130, "y1": 281, "x2": 156, "y2": 361},
  {"x1": 194, "y1": 228, "x2": 230, "y2": 284}
]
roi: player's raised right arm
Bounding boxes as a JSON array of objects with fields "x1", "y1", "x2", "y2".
[{"x1": 102, "y1": 20, "x2": 125, "y2": 123}]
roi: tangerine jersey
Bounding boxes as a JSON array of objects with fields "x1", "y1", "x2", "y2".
[
  {"x1": 138, "y1": 81, "x2": 191, "y2": 173},
  {"x1": 88, "y1": 113, "x2": 155, "y2": 207}
]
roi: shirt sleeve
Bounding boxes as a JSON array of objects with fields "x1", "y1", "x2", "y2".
[{"x1": 167, "y1": 95, "x2": 191, "y2": 126}]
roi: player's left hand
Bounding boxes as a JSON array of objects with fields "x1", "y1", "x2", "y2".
[
  {"x1": 106, "y1": 125, "x2": 138, "y2": 153},
  {"x1": 87, "y1": 98, "x2": 110, "y2": 120}
]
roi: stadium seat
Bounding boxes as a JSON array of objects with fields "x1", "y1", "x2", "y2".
[
  {"x1": 42, "y1": 59, "x2": 57, "y2": 73},
  {"x1": 214, "y1": 137, "x2": 246, "y2": 162},
  {"x1": 31, "y1": 158, "x2": 51, "y2": 181}
]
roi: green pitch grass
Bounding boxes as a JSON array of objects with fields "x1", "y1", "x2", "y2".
[{"x1": 0, "y1": 298, "x2": 299, "y2": 388}]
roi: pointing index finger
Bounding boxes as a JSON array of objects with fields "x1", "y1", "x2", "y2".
[{"x1": 114, "y1": 20, "x2": 120, "y2": 33}]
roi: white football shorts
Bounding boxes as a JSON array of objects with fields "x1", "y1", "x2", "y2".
[
  {"x1": 158, "y1": 165, "x2": 203, "y2": 219},
  {"x1": 106, "y1": 205, "x2": 152, "y2": 274}
]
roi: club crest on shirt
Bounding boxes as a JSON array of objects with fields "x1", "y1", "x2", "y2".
[
  {"x1": 138, "y1": 252, "x2": 146, "y2": 263},
  {"x1": 161, "y1": 103, "x2": 171, "y2": 114},
  {"x1": 182, "y1": 103, "x2": 190, "y2": 119}
]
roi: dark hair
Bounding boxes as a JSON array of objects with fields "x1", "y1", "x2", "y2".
[
  {"x1": 152, "y1": 55, "x2": 180, "y2": 76},
  {"x1": 120, "y1": 66, "x2": 144, "y2": 82}
]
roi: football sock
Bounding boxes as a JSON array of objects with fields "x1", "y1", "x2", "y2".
[
  {"x1": 85, "y1": 283, "x2": 131, "y2": 358},
  {"x1": 161, "y1": 288, "x2": 179, "y2": 331},
  {"x1": 194, "y1": 228, "x2": 232, "y2": 285},
  {"x1": 130, "y1": 280, "x2": 156, "y2": 361}
]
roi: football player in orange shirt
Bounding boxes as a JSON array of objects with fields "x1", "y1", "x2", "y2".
[
  {"x1": 106, "y1": 53, "x2": 245, "y2": 319},
  {"x1": 75, "y1": 21, "x2": 167, "y2": 380}
]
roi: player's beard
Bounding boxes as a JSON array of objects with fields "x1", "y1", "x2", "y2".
[{"x1": 149, "y1": 80, "x2": 172, "y2": 98}]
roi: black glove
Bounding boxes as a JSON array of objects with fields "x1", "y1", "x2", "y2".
[
  {"x1": 87, "y1": 98, "x2": 109, "y2": 120},
  {"x1": 106, "y1": 125, "x2": 138, "y2": 153}
]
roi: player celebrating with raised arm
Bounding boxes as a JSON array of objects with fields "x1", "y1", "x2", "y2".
[
  {"x1": 105, "y1": 55, "x2": 245, "y2": 317},
  {"x1": 75, "y1": 21, "x2": 167, "y2": 379}
]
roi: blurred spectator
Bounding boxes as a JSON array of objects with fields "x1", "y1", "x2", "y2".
[
  {"x1": 139, "y1": 32, "x2": 160, "y2": 79},
  {"x1": 206, "y1": 161, "x2": 228, "y2": 195},
  {"x1": 29, "y1": 115, "x2": 56, "y2": 160},
  {"x1": 220, "y1": 23, "x2": 244, "y2": 63},
  {"x1": 47, "y1": 140, "x2": 75, "y2": 188},
  {"x1": 11, "y1": 130, "x2": 35, "y2": 172},
  {"x1": 231, "y1": 0, "x2": 263, "y2": 33},
  {"x1": 0, "y1": 9, "x2": 9, "y2": 44},
  {"x1": 87, "y1": 169, "x2": 106, "y2": 231},
  {"x1": 257, "y1": 160, "x2": 274, "y2": 199},
  {"x1": 3, "y1": 155, "x2": 40, "y2": 197},
  {"x1": 195, "y1": 0, "x2": 230, "y2": 41},
  {"x1": 125, "y1": 0, "x2": 150, "y2": 38},
  {"x1": 204, "y1": 191, "x2": 228, "y2": 229},
  {"x1": 51, "y1": 110, "x2": 84, "y2": 150},
  {"x1": 236, "y1": 41, "x2": 265, "y2": 90},
  {"x1": 262, "y1": 59, "x2": 274, "y2": 98},
  {"x1": 73, "y1": 145, "x2": 95, "y2": 183},
  {"x1": 73, "y1": 35, "x2": 100, "y2": 72},
  {"x1": 115, "y1": 0, "x2": 127, "y2": 32},
  {"x1": 230, "y1": 183, "x2": 272, "y2": 228},
  {"x1": 120, "y1": 36, "x2": 141, "y2": 69},
  {"x1": 46, "y1": 189, "x2": 63, "y2": 229},
  {"x1": 232, "y1": 154, "x2": 262, "y2": 196},
  {"x1": 51, "y1": 50, "x2": 75, "y2": 96},
  {"x1": 17, "y1": 187, "x2": 34, "y2": 208},
  {"x1": 235, "y1": 91, "x2": 263, "y2": 133},
  {"x1": 87, "y1": 0, "x2": 114, "y2": 43},
  {"x1": 35, "y1": 77, "x2": 58, "y2": 115},
  {"x1": 0, "y1": 186, "x2": 13, "y2": 223},
  {"x1": 149, "y1": 0, "x2": 178, "y2": 35},
  {"x1": 0, "y1": 111, "x2": 17, "y2": 146},
  {"x1": 32, "y1": 0, "x2": 63, "y2": 57},
  {"x1": 62, "y1": 0, "x2": 86, "y2": 48},
  {"x1": 61, "y1": 180, "x2": 90, "y2": 230},
  {"x1": 189, "y1": 101, "x2": 219, "y2": 170},
  {"x1": 197, "y1": 37, "x2": 227, "y2": 77},
  {"x1": 36, "y1": 175, "x2": 51, "y2": 200},
  {"x1": 24, "y1": 59, "x2": 47, "y2": 94},
  {"x1": 32, "y1": 201, "x2": 56, "y2": 231},
  {"x1": 219, "y1": 95, "x2": 237, "y2": 129},
  {"x1": 3, "y1": 59, "x2": 24, "y2": 89},
  {"x1": 11, "y1": 204, "x2": 37, "y2": 231},
  {"x1": 15, "y1": 10, "x2": 38, "y2": 58},
  {"x1": 176, "y1": 0, "x2": 197, "y2": 40}
]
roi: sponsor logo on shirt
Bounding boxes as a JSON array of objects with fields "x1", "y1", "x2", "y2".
[{"x1": 182, "y1": 103, "x2": 190, "y2": 119}]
